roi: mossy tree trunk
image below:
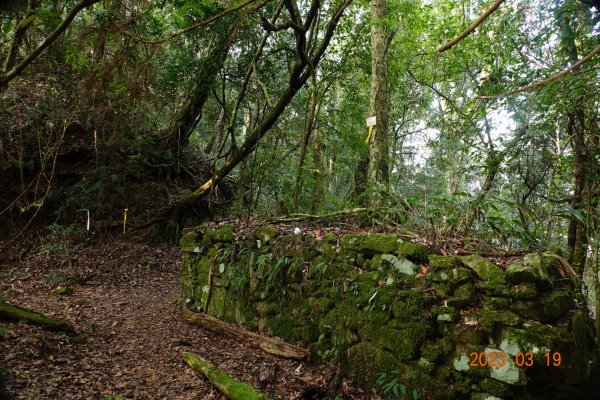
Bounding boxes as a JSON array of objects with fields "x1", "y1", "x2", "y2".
[
  {"x1": 367, "y1": 0, "x2": 391, "y2": 204},
  {"x1": 0, "y1": 301, "x2": 75, "y2": 334},
  {"x1": 184, "y1": 352, "x2": 268, "y2": 400}
]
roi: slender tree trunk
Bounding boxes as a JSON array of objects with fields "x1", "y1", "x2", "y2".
[
  {"x1": 311, "y1": 127, "x2": 325, "y2": 214},
  {"x1": 558, "y1": 4, "x2": 591, "y2": 275},
  {"x1": 566, "y1": 111, "x2": 590, "y2": 274},
  {"x1": 205, "y1": 107, "x2": 225, "y2": 155},
  {"x1": 291, "y1": 72, "x2": 319, "y2": 210},
  {"x1": 235, "y1": 106, "x2": 253, "y2": 207},
  {"x1": 464, "y1": 109, "x2": 493, "y2": 228},
  {"x1": 353, "y1": 154, "x2": 368, "y2": 205},
  {"x1": 367, "y1": 0, "x2": 390, "y2": 202},
  {"x1": 328, "y1": 148, "x2": 336, "y2": 193}
]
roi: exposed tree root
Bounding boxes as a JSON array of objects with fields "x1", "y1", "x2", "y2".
[
  {"x1": 181, "y1": 306, "x2": 308, "y2": 360},
  {"x1": 183, "y1": 352, "x2": 269, "y2": 400},
  {"x1": 0, "y1": 301, "x2": 76, "y2": 334},
  {"x1": 542, "y1": 252, "x2": 580, "y2": 285}
]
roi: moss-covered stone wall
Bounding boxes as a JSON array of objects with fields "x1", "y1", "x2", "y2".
[{"x1": 180, "y1": 224, "x2": 597, "y2": 399}]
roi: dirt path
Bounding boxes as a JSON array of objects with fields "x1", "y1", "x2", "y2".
[{"x1": 0, "y1": 239, "x2": 377, "y2": 400}]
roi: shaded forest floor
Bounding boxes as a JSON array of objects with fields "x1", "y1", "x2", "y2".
[{"x1": 0, "y1": 236, "x2": 379, "y2": 400}]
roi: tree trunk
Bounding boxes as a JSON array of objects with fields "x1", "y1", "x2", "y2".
[
  {"x1": 566, "y1": 111, "x2": 590, "y2": 275},
  {"x1": 557, "y1": 4, "x2": 592, "y2": 275},
  {"x1": 204, "y1": 107, "x2": 225, "y2": 155},
  {"x1": 165, "y1": 20, "x2": 235, "y2": 148},
  {"x1": 235, "y1": 106, "x2": 254, "y2": 207},
  {"x1": 310, "y1": 127, "x2": 325, "y2": 214},
  {"x1": 353, "y1": 153, "x2": 368, "y2": 205},
  {"x1": 367, "y1": 0, "x2": 390, "y2": 202},
  {"x1": 328, "y1": 149, "x2": 336, "y2": 193},
  {"x1": 291, "y1": 43, "x2": 320, "y2": 211},
  {"x1": 290, "y1": 104, "x2": 315, "y2": 210}
]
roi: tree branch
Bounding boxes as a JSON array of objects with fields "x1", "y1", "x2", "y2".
[
  {"x1": 435, "y1": 0, "x2": 505, "y2": 53},
  {"x1": 0, "y1": 0, "x2": 101, "y2": 91},
  {"x1": 479, "y1": 43, "x2": 600, "y2": 100},
  {"x1": 137, "y1": 0, "x2": 264, "y2": 45},
  {"x1": 2, "y1": 0, "x2": 37, "y2": 74}
]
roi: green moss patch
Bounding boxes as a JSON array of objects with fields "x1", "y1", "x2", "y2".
[
  {"x1": 396, "y1": 242, "x2": 433, "y2": 263},
  {"x1": 203, "y1": 224, "x2": 234, "y2": 245},
  {"x1": 480, "y1": 377, "x2": 513, "y2": 397},
  {"x1": 340, "y1": 233, "x2": 400, "y2": 255},
  {"x1": 428, "y1": 267, "x2": 472, "y2": 287},
  {"x1": 461, "y1": 255, "x2": 505, "y2": 284},
  {"x1": 510, "y1": 291, "x2": 573, "y2": 322},
  {"x1": 506, "y1": 256, "x2": 552, "y2": 290},
  {"x1": 253, "y1": 226, "x2": 278, "y2": 243},
  {"x1": 180, "y1": 228, "x2": 203, "y2": 252},
  {"x1": 346, "y1": 342, "x2": 398, "y2": 386},
  {"x1": 428, "y1": 255, "x2": 462, "y2": 270},
  {"x1": 476, "y1": 309, "x2": 520, "y2": 332}
]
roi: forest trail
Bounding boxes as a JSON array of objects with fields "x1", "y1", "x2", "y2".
[{"x1": 0, "y1": 238, "x2": 374, "y2": 400}]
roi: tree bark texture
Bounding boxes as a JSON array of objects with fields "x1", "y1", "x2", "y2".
[{"x1": 367, "y1": 0, "x2": 390, "y2": 195}]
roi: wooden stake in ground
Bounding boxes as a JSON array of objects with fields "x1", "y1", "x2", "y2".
[
  {"x1": 0, "y1": 301, "x2": 76, "y2": 334},
  {"x1": 183, "y1": 352, "x2": 269, "y2": 400}
]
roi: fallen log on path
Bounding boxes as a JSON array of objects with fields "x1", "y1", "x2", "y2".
[
  {"x1": 184, "y1": 352, "x2": 269, "y2": 400},
  {"x1": 0, "y1": 300, "x2": 76, "y2": 334},
  {"x1": 182, "y1": 305, "x2": 308, "y2": 359}
]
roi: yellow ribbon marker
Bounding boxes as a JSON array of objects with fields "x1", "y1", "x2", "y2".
[
  {"x1": 365, "y1": 116, "x2": 376, "y2": 144},
  {"x1": 365, "y1": 125, "x2": 374, "y2": 144},
  {"x1": 123, "y1": 208, "x2": 128, "y2": 234}
]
